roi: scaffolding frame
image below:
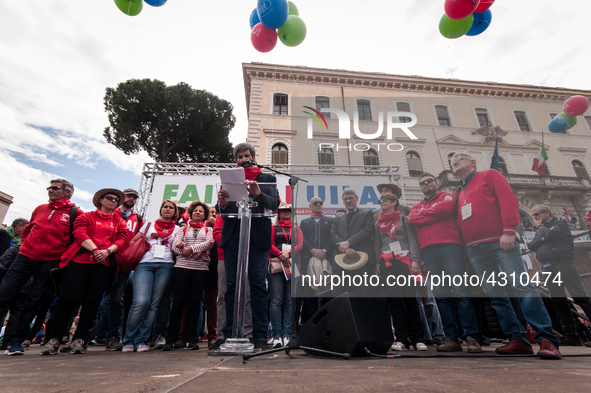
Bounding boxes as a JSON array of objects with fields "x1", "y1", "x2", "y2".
[{"x1": 137, "y1": 163, "x2": 401, "y2": 217}]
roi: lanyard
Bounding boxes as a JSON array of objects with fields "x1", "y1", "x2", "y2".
[{"x1": 280, "y1": 226, "x2": 291, "y2": 243}]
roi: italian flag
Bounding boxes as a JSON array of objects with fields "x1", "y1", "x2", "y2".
[{"x1": 532, "y1": 145, "x2": 548, "y2": 175}]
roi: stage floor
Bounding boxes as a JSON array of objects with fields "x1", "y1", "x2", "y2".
[{"x1": 1, "y1": 342, "x2": 591, "y2": 392}]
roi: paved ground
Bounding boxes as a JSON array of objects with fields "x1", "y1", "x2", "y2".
[{"x1": 1, "y1": 343, "x2": 591, "y2": 392}]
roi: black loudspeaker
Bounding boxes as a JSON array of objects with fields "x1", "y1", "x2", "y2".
[{"x1": 298, "y1": 292, "x2": 393, "y2": 357}]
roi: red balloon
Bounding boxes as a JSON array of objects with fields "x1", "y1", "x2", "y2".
[
  {"x1": 563, "y1": 95, "x2": 590, "y2": 116},
  {"x1": 251, "y1": 22, "x2": 278, "y2": 53},
  {"x1": 474, "y1": 0, "x2": 495, "y2": 13},
  {"x1": 444, "y1": 0, "x2": 480, "y2": 20}
]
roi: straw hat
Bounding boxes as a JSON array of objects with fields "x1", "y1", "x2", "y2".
[
  {"x1": 376, "y1": 181, "x2": 402, "y2": 199},
  {"x1": 92, "y1": 188, "x2": 125, "y2": 209},
  {"x1": 334, "y1": 251, "x2": 369, "y2": 271},
  {"x1": 278, "y1": 202, "x2": 292, "y2": 210}
]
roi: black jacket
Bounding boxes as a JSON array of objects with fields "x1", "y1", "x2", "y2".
[
  {"x1": 219, "y1": 172, "x2": 279, "y2": 250},
  {"x1": 528, "y1": 217, "x2": 574, "y2": 262}
]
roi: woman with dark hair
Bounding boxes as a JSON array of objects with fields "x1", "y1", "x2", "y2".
[
  {"x1": 268, "y1": 203, "x2": 303, "y2": 348},
  {"x1": 118, "y1": 200, "x2": 179, "y2": 353},
  {"x1": 163, "y1": 201, "x2": 214, "y2": 351},
  {"x1": 375, "y1": 193, "x2": 427, "y2": 351},
  {"x1": 41, "y1": 188, "x2": 128, "y2": 355}
]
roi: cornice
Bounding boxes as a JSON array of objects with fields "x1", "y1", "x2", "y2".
[{"x1": 243, "y1": 62, "x2": 591, "y2": 114}]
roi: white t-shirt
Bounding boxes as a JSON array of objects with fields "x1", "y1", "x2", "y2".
[{"x1": 138, "y1": 222, "x2": 179, "y2": 264}]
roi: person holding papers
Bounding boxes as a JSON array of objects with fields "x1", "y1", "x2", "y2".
[{"x1": 216, "y1": 143, "x2": 279, "y2": 350}]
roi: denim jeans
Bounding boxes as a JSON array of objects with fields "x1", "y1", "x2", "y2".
[
  {"x1": 417, "y1": 287, "x2": 445, "y2": 341},
  {"x1": 467, "y1": 240, "x2": 558, "y2": 346},
  {"x1": 223, "y1": 227, "x2": 269, "y2": 343},
  {"x1": 268, "y1": 271, "x2": 292, "y2": 339},
  {"x1": 422, "y1": 244, "x2": 479, "y2": 340},
  {"x1": 0, "y1": 255, "x2": 59, "y2": 343},
  {"x1": 122, "y1": 262, "x2": 173, "y2": 347}
]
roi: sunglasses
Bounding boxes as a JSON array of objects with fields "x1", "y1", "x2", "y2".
[
  {"x1": 103, "y1": 196, "x2": 120, "y2": 202},
  {"x1": 419, "y1": 178, "x2": 435, "y2": 186},
  {"x1": 312, "y1": 201, "x2": 323, "y2": 206},
  {"x1": 46, "y1": 186, "x2": 63, "y2": 191}
]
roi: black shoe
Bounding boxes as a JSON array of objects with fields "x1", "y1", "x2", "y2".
[
  {"x1": 434, "y1": 337, "x2": 445, "y2": 346},
  {"x1": 209, "y1": 338, "x2": 224, "y2": 350},
  {"x1": 185, "y1": 341, "x2": 199, "y2": 350},
  {"x1": 559, "y1": 336, "x2": 584, "y2": 346},
  {"x1": 254, "y1": 341, "x2": 271, "y2": 351},
  {"x1": 162, "y1": 342, "x2": 174, "y2": 351}
]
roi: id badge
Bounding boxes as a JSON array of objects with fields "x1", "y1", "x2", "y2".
[
  {"x1": 154, "y1": 245, "x2": 166, "y2": 258},
  {"x1": 461, "y1": 203, "x2": 472, "y2": 220},
  {"x1": 389, "y1": 241, "x2": 402, "y2": 253},
  {"x1": 282, "y1": 244, "x2": 292, "y2": 252}
]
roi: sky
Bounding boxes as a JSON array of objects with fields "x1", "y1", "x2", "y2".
[{"x1": 1, "y1": 0, "x2": 591, "y2": 224}]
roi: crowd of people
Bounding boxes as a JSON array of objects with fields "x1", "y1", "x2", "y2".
[{"x1": 1, "y1": 146, "x2": 591, "y2": 361}]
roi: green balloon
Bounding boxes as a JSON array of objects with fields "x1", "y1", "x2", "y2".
[
  {"x1": 288, "y1": 1, "x2": 299, "y2": 16},
  {"x1": 114, "y1": 0, "x2": 143, "y2": 16},
  {"x1": 556, "y1": 112, "x2": 577, "y2": 129},
  {"x1": 278, "y1": 15, "x2": 307, "y2": 47},
  {"x1": 439, "y1": 13, "x2": 473, "y2": 39}
]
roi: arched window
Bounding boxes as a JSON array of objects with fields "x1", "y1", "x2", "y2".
[
  {"x1": 572, "y1": 160, "x2": 589, "y2": 179},
  {"x1": 406, "y1": 151, "x2": 423, "y2": 177},
  {"x1": 271, "y1": 143, "x2": 288, "y2": 165},
  {"x1": 447, "y1": 153, "x2": 455, "y2": 170},
  {"x1": 363, "y1": 149, "x2": 379, "y2": 174},
  {"x1": 497, "y1": 157, "x2": 509, "y2": 175}
]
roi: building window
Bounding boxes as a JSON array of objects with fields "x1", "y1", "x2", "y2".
[
  {"x1": 396, "y1": 102, "x2": 412, "y2": 123},
  {"x1": 497, "y1": 157, "x2": 509, "y2": 175},
  {"x1": 315, "y1": 96, "x2": 330, "y2": 118},
  {"x1": 476, "y1": 108, "x2": 490, "y2": 127},
  {"x1": 435, "y1": 105, "x2": 451, "y2": 126},
  {"x1": 273, "y1": 94, "x2": 288, "y2": 115},
  {"x1": 271, "y1": 143, "x2": 288, "y2": 165},
  {"x1": 406, "y1": 151, "x2": 423, "y2": 177},
  {"x1": 514, "y1": 111, "x2": 531, "y2": 131},
  {"x1": 363, "y1": 149, "x2": 379, "y2": 166},
  {"x1": 357, "y1": 99, "x2": 372, "y2": 121},
  {"x1": 572, "y1": 160, "x2": 589, "y2": 180},
  {"x1": 447, "y1": 153, "x2": 455, "y2": 170},
  {"x1": 584, "y1": 116, "x2": 591, "y2": 130},
  {"x1": 318, "y1": 147, "x2": 335, "y2": 166}
]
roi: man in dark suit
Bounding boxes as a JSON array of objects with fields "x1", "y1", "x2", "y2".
[
  {"x1": 216, "y1": 143, "x2": 278, "y2": 350},
  {"x1": 298, "y1": 197, "x2": 333, "y2": 318},
  {"x1": 330, "y1": 188, "x2": 376, "y2": 296}
]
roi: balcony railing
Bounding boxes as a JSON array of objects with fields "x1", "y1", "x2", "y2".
[{"x1": 438, "y1": 170, "x2": 591, "y2": 190}]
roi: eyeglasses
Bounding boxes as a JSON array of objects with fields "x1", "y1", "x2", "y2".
[
  {"x1": 312, "y1": 201, "x2": 323, "y2": 206},
  {"x1": 46, "y1": 186, "x2": 63, "y2": 191},
  {"x1": 532, "y1": 212, "x2": 541, "y2": 218},
  {"x1": 419, "y1": 178, "x2": 435, "y2": 186},
  {"x1": 103, "y1": 196, "x2": 120, "y2": 202},
  {"x1": 452, "y1": 157, "x2": 467, "y2": 165}
]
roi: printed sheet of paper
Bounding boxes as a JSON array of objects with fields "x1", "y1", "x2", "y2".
[{"x1": 218, "y1": 168, "x2": 248, "y2": 201}]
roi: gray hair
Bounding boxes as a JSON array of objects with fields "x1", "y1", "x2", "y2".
[
  {"x1": 342, "y1": 188, "x2": 358, "y2": 198},
  {"x1": 451, "y1": 153, "x2": 477, "y2": 170},
  {"x1": 533, "y1": 204, "x2": 552, "y2": 216},
  {"x1": 11, "y1": 218, "x2": 29, "y2": 227},
  {"x1": 233, "y1": 143, "x2": 256, "y2": 159},
  {"x1": 50, "y1": 178, "x2": 75, "y2": 198}
]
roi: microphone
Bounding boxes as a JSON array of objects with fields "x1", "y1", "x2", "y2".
[{"x1": 242, "y1": 159, "x2": 259, "y2": 167}]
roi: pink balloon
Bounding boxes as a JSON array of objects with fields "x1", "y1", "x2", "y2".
[
  {"x1": 563, "y1": 95, "x2": 590, "y2": 116},
  {"x1": 474, "y1": 0, "x2": 494, "y2": 13},
  {"x1": 251, "y1": 22, "x2": 278, "y2": 53},
  {"x1": 444, "y1": 0, "x2": 480, "y2": 20}
]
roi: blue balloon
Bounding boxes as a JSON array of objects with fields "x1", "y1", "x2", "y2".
[
  {"x1": 466, "y1": 9, "x2": 492, "y2": 37},
  {"x1": 250, "y1": 8, "x2": 261, "y2": 29},
  {"x1": 144, "y1": 0, "x2": 167, "y2": 6},
  {"x1": 257, "y1": 0, "x2": 289, "y2": 29},
  {"x1": 548, "y1": 117, "x2": 569, "y2": 133}
]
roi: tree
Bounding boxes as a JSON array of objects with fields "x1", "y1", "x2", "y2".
[{"x1": 103, "y1": 79, "x2": 235, "y2": 163}]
